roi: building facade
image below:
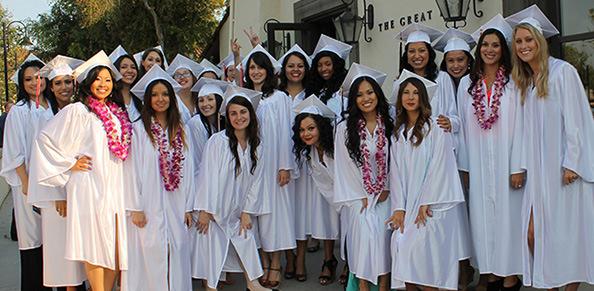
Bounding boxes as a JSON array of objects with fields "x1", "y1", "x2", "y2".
[{"x1": 203, "y1": 0, "x2": 594, "y2": 108}]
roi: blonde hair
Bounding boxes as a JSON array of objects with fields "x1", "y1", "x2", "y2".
[{"x1": 511, "y1": 23, "x2": 550, "y2": 103}]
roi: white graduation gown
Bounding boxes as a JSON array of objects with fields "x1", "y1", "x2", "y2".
[
  {"x1": 520, "y1": 58, "x2": 594, "y2": 288},
  {"x1": 31, "y1": 102, "x2": 129, "y2": 270},
  {"x1": 186, "y1": 116, "x2": 211, "y2": 179},
  {"x1": 326, "y1": 91, "x2": 348, "y2": 120},
  {"x1": 433, "y1": 71, "x2": 461, "y2": 135},
  {"x1": 0, "y1": 100, "x2": 45, "y2": 250},
  {"x1": 256, "y1": 90, "x2": 297, "y2": 251},
  {"x1": 192, "y1": 131, "x2": 268, "y2": 289},
  {"x1": 308, "y1": 148, "x2": 340, "y2": 239},
  {"x1": 126, "y1": 101, "x2": 141, "y2": 122},
  {"x1": 333, "y1": 121, "x2": 391, "y2": 284},
  {"x1": 122, "y1": 122, "x2": 195, "y2": 291},
  {"x1": 389, "y1": 122, "x2": 469, "y2": 290},
  {"x1": 456, "y1": 75, "x2": 524, "y2": 276},
  {"x1": 177, "y1": 94, "x2": 195, "y2": 124},
  {"x1": 28, "y1": 108, "x2": 86, "y2": 287}
]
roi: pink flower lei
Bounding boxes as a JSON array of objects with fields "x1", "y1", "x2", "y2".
[
  {"x1": 358, "y1": 115, "x2": 388, "y2": 196},
  {"x1": 87, "y1": 97, "x2": 132, "y2": 160},
  {"x1": 151, "y1": 117, "x2": 185, "y2": 192},
  {"x1": 471, "y1": 66, "x2": 505, "y2": 130}
]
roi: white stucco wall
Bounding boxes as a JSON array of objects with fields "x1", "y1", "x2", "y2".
[{"x1": 218, "y1": 0, "x2": 503, "y2": 94}]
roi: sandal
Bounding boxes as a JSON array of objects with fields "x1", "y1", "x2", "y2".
[
  {"x1": 258, "y1": 267, "x2": 269, "y2": 286},
  {"x1": 266, "y1": 267, "x2": 282, "y2": 288},
  {"x1": 318, "y1": 257, "x2": 338, "y2": 286},
  {"x1": 284, "y1": 252, "x2": 296, "y2": 279},
  {"x1": 338, "y1": 264, "x2": 349, "y2": 285}
]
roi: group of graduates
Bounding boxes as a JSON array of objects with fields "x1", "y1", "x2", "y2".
[{"x1": 2, "y1": 4, "x2": 594, "y2": 291}]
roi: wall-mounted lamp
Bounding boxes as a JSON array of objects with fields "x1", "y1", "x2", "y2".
[{"x1": 333, "y1": 0, "x2": 374, "y2": 44}]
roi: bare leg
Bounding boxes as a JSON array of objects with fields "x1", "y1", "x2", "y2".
[
  {"x1": 378, "y1": 274, "x2": 390, "y2": 291},
  {"x1": 528, "y1": 208, "x2": 535, "y2": 255},
  {"x1": 295, "y1": 240, "x2": 307, "y2": 279},
  {"x1": 359, "y1": 279, "x2": 370, "y2": 291},
  {"x1": 284, "y1": 248, "x2": 296, "y2": 277},
  {"x1": 459, "y1": 259, "x2": 474, "y2": 290},
  {"x1": 319, "y1": 239, "x2": 337, "y2": 285},
  {"x1": 405, "y1": 282, "x2": 418, "y2": 291},
  {"x1": 267, "y1": 251, "x2": 282, "y2": 287},
  {"x1": 502, "y1": 275, "x2": 518, "y2": 288},
  {"x1": 420, "y1": 285, "x2": 438, "y2": 291},
  {"x1": 258, "y1": 249, "x2": 270, "y2": 285},
  {"x1": 103, "y1": 215, "x2": 120, "y2": 290},
  {"x1": 565, "y1": 283, "x2": 580, "y2": 291},
  {"x1": 85, "y1": 262, "x2": 108, "y2": 291}
]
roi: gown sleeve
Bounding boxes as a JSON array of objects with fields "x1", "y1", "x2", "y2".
[
  {"x1": 194, "y1": 136, "x2": 221, "y2": 215},
  {"x1": 436, "y1": 71, "x2": 461, "y2": 134},
  {"x1": 508, "y1": 82, "x2": 524, "y2": 174},
  {"x1": 455, "y1": 76, "x2": 471, "y2": 172},
  {"x1": 125, "y1": 124, "x2": 144, "y2": 212},
  {"x1": 0, "y1": 104, "x2": 29, "y2": 186},
  {"x1": 186, "y1": 117, "x2": 209, "y2": 179},
  {"x1": 418, "y1": 123, "x2": 465, "y2": 210},
  {"x1": 389, "y1": 135, "x2": 406, "y2": 212},
  {"x1": 558, "y1": 62, "x2": 594, "y2": 182},
  {"x1": 275, "y1": 91, "x2": 297, "y2": 173},
  {"x1": 242, "y1": 144, "x2": 271, "y2": 215},
  {"x1": 31, "y1": 104, "x2": 86, "y2": 187},
  {"x1": 182, "y1": 130, "x2": 196, "y2": 212},
  {"x1": 333, "y1": 122, "x2": 367, "y2": 204}
]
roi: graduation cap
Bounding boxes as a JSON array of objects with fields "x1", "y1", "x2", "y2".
[
  {"x1": 389, "y1": 69, "x2": 438, "y2": 104},
  {"x1": 220, "y1": 85, "x2": 262, "y2": 115},
  {"x1": 312, "y1": 34, "x2": 352, "y2": 60},
  {"x1": 396, "y1": 23, "x2": 443, "y2": 45},
  {"x1": 471, "y1": 14, "x2": 513, "y2": 42},
  {"x1": 166, "y1": 54, "x2": 204, "y2": 78},
  {"x1": 278, "y1": 44, "x2": 312, "y2": 67},
  {"x1": 241, "y1": 44, "x2": 282, "y2": 74},
  {"x1": 133, "y1": 45, "x2": 169, "y2": 69},
  {"x1": 339, "y1": 63, "x2": 387, "y2": 96},
  {"x1": 294, "y1": 94, "x2": 336, "y2": 119},
  {"x1": 218, "y1": 53, "x2": 236, "y2": 70},
  {"x1": 11, "y1": 54, "x2": 44, "y2": 85},
  {"x1": 199, "y1": 59, "x2": 223, "y2": 79},
  {"x1": 505, "y1": 4, "x2": 559, "y2": 38},
  {"x1": 73, "y1": 50, "x2": 122, "y2": 84},
  {"x1": 108, "y1": 45, "x2": 131, "y2": 64},
  {"x1": 191, "y1": 78, "x2": 230, "y2": 97},
  {"x1": 38, "y1": 55, "x2": 84, "y2": 80},
  {"x1": 433, "y1": 28, "x2": 476, "y2": 53},
  {"x1": 130, "y1": 65, "x2": 181, "y2": 100}
]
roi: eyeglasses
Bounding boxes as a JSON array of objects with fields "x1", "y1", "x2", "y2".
[{"x1": 174, "y1": 72, "x2": 193, "y2": 79}]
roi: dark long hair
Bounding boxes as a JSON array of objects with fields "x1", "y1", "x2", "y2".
[
  {"x1": 140, "y1": 79, "x2": 186, "y2": 147},
  {"x1": 439, "y1": 50, "x2": 475, "y2": 76},
  {"x1": 279, "y1": 52, "x2": 310, "y2": 93},
  {"x1": 306, "y1": 51, "x2": 347, "y2": 104},
  {"x1": 138, "y1": 48, "x2": 166, "y2": 77},
  {"x1": 399, "y1": 42, "x2": 438, "y2": 81},
  {"x1": 76, "y1": 66, "x2": 126, "y2": 111},
  {"x1": 468, "y1": 28, "x2": 511, "y2": 95},
  {"x1": 47, "y1": 76, "x2": 74, "y2": 115},
  {"x1": 394, "y1": 77, "x2": 432, "y2": 147},
  {"x1": 292, "y1": 113, "x2": 334, "y2": 167},
  {"x1": 195, "y1": 93, "x2": 226, "y2": 137},
  {"x1": 344, "y1": 76, "x2": 394, "y2": 167},
  {"x1": 243, "y1": 52, "x2": 277, "y2": 97},
  {"x1": 224, "y1": 96, "x2": 260, "y2": 176},
  {"x1": 114, "y1": 55, "x2": 143, "y2": 119},
  {"x1": 15, "y1": 60, "x2": 50, "y2": 108}
]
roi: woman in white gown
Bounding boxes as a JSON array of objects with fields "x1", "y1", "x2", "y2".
[
  {"x1": 507, "y1": 5, "x2": 594, "y2": 290},
  {"x1": 1, "y1": 55, "x2": 51, "y2": 290},
  {"x1": 456, "y1": 15, "x2": 525, "y2": 291},
  {"x1": 388, "y1": 74, "x2": 468, "y2": 291},
  {"x1": 31, "y1": 51, "x2": 131, "y2": 291},
  {"x1": 334, "y1": 64, "x2": 394, "y2": 291},
  {"x1": 122, "y1": 65, "x2": 195, "y2": 291},
  {"x1": 194, "y1": 85, "x2": 277, "y2": 291},
  {"x1": 109, "y1": 45, "x2": 142, "y2": 122},
  {"x1": 241, "y1": 45, "x2": 296, "y2": 288},
  {"x1": 28, "y1": 55, "x2": 87, "y2": 291},
  {"x1": 291, "y1": 95, "x2": 341, "y2": 284}
]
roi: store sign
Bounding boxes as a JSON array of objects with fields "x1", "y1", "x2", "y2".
[{"x1": 377, "y1": 9, "x2": 434, "y2": 32}]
